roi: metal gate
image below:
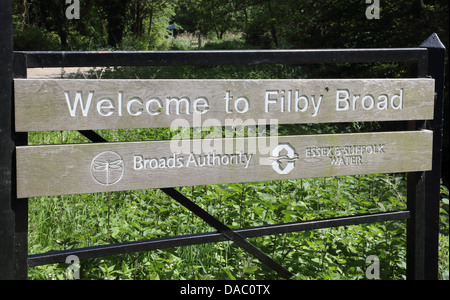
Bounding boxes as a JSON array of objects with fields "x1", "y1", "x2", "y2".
[{"x1": 0, "y1": 0, "x2": 445, "y2": 280}]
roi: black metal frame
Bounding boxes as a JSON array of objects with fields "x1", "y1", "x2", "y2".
[{"x1": 0, "y1": 0, "x2": 444, "y2": 279}]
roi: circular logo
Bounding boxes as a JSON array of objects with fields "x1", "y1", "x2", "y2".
[
  {"x1": 270, "y1": 143, "x2": 299, "y2": 175},
  {"x1": 90, "y1": 151, "x2": 124, "y2": 186}
]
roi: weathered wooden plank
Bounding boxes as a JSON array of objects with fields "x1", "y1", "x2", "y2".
[
  {"x1": 14, "y1": 79, "x2": 434, "y2": 132},
  {"x1": 16, "y1": 130, "x2": 432, "y2": 198}
]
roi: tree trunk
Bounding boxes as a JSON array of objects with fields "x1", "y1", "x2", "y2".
[
  {"x1": 56, "y1": 1, "x2": 68, "y2": 50},
  {"x1": 148, "y1": 7, "x2": 154, "y2": 35},
  {"x1": 266, "y1": 0, "x2": 278, "y2": 48},
  {"x1": 102, "y1": 0, "x2": 130, "y2": 47}
]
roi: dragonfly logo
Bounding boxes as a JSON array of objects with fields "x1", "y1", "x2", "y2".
[
  {"x1": 90, "y1": 151, "x2": 124, "y2": 186},
  {"x1": 269, "y1": 144, "x2": 299, "y2": 174}
]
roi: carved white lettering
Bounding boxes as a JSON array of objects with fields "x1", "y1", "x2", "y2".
[
  {"x1": 64, "y1": 91, "x2": 211, "y2": 117},
  {"x1": 306, "y1": 144, "x2": 386, "y2": 167},
  {"x1": 166, "y1": 97, "x2": 190, "y2": 115},
  {"x1": 265, "y1": 90, "x2": 323, "y2": 116},
  {"x1": 97, "y1": 98, "x2": 115, "y2": 116},
  {"x1": 336, "y1": 89, "x2": 404, "y2": 112},
  {"x1": 391, "y1": 89, "x2": 404, "y2": 109},
  {"x1": 62, "y1": 86, "x2": 407, "y2": 120},
  {"x1": 133, "y1": 151, "x2": 253, "y2": 171},
  {"x1": 65, "y1": 91, "x2": 94, "y2": 117},
  {"x1": 146, "y1": 97, "x2": 162, "y2": 115},
  {"x1": 193, "y1": 97, "x2": 210, "y2": 114},
  {"x1": 127, "y1": 97, "x2": 143, "y2": 116}
]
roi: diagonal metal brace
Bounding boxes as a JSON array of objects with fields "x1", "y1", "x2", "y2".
[
  {"x1": 161, "y1": 187, "x2": 293, "y2": 279},
  {"x1": 78, "y1": 130, "x2": 292, "y2": 279}
]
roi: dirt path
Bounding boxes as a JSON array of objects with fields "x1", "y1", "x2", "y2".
[{"x1": 27, "y1": 67, "x2": 97, "y2": 79}]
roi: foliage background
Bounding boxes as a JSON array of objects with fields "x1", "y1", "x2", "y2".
[{"x1": 11, "y1": 0, "x2": 449, "y2": 280}]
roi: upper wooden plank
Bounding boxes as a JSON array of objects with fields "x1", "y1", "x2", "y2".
[{"x1": 14, "y1": 78, "x2": 434, "y2": 132}]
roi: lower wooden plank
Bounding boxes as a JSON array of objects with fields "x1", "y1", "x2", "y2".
[{"x1": 16, "y1": 130, "x2": 432, "y2": 198}]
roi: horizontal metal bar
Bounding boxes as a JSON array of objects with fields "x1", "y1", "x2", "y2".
[
  {"x1": 28, "y1": 210, "x2": 409, "y2": 267},
  {"x1": 239, "y1": 210, "x2": 411, "y2": 238},
  {"x1": 16, "y1": 48, "x2": 427, "y2": 68},
  {"x1": 28, "y1": 231, "x2": 223, "y2": 267}
]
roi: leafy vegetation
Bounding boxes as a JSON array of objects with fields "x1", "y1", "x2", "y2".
[{"x1": 13, "y1": 1, "x2": 449, "y2": 51}]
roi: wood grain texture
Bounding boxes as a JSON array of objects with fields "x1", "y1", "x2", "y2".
[
  {"x1": 14, "y1": 78, "x2": 434, "y2": 132},
  {"x1": 16, "y1": 130, "x2": 433, "y2": 198}
]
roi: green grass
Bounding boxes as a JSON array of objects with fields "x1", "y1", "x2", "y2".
[{"x1": 27, "y1": 174, "x2": 409, "y2": 279}]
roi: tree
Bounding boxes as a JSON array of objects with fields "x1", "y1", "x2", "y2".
[
  {"x1": 15, "y1": 0, "x2": 69, "y2": 49},
  {"x1": 98, "y1": 0, "x2": 131, "y2": 47},
  {"x1": 174, "y1": 0, "x2": 243, "y2": 39}
]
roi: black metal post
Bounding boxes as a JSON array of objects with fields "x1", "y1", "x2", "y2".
[
  {"x1": 12, "y1": 52, "x2": 29, "y2": 280},
  {"x1": 0, "y1": 0, "x2": 16, "y2": 280},
  {"x1": 407, "y1": 33, "x2": 446, "y2": 280}
]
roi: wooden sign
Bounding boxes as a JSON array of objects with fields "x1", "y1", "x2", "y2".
[
  {"x1": 14, "y1": 78, "x2": 434, "y2": 132},
  {"x1": 16, "y1": 130, "x2": 432, "y2": 198}
]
